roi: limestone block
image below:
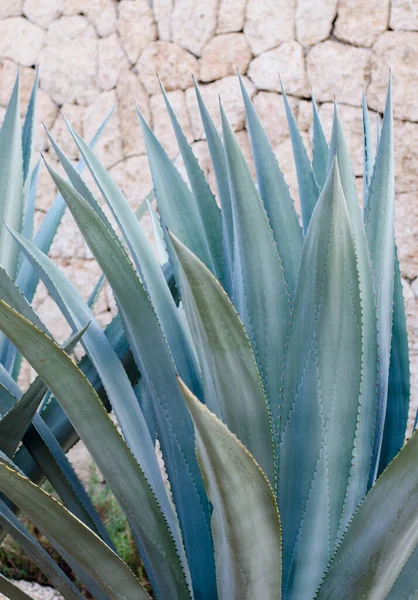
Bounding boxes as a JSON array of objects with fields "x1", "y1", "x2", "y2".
[
  {"x1": 217, "y1": 0, "x2": 246, "y2": 33},
  {"x1": 334, "y1": 0, "x2": 389, "y2": 47},
  {"x1": 199, "y1": 34, "x2": 252, "y2": 83},
  {"x1": 171, "y1": 0, "x2": 217, "y2": 56},
  {"x1": 116, "y1": 68, "x2": 151, "y2": 157},
  {"x1": 0, "y1": 17, "x2": 44, "y2": 66},
  {"x1": 118, "y1": 0, "x2": 157, "y2": 65},
  {"x1": 390, "y1": 0, "x2": 418, "y2": 31},
  {"x1": 98, "y1": 33, "x2": 128, "y2": 91},
  {"x1": 244, "y1": 0, "x2": 295, "y2": 55},
  {"x1": 137, "y1": 41, "x2": 197, "y2": 95},
  {"x1": 150, "y1": 90, "x2": 193, "y2": 155},
  {"x1": 296, "y1": 0, "x2": 338, "y2": 46}
]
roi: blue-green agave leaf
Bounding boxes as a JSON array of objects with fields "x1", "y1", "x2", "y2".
[
  {"x1": 364, "y1": 79, "x2": 395, "y2": 483},
  {"x1": 0, "y1": 73, "x2": 24, "y2": 279},
  {"x1": 148, "y1": 201, "x2": 169, "y2": 265},
  {"x1": 0, "y1": 500, "x2": 83, "y2": 600},
  {"x1": 52, "y1": 124, "x2": 203, "y2": 401},
  {"x1": 0, "y1": 300, "x2": 191, "y2": 600},
  {"x1": 327, "y1": 101, "x2": 378, "y2": 502},
  {"x1": 21, "y1": 68, "x2": 38, "y2": 183},
  {"x1": 279, "y1": 160, "x2": 364, "y2": 599},
  {"x1": 21, "y1": 159, "x2": 41, "y2": 242},
  {"x1": 362, "y1": 90, "x2": 376, "y2": 210},
  {"x1": 239, "y1": 74, "x2": 303, "y2": 299},
  {"x1": 220, "y1": 103, "x2": 290, "y2": 455},
  {"x1": 180, "y1": 379, "x2": 282, "y2": 600},
  {"x1": 311, "y1": 92, "x2": 329, "y2": 189},
  {"x1": 280, "y1": 79, "x2": 320, "y2": 232},
  {"x1": 0, "y1": 462, "x2": 151, "y2": 599},
  {"x1": 159, "y1": 78, "x2": 224, "y2": 286},
  {"x1": 378, "y1": 246, "x2": 410, "y2": 474},
  {"x1": 170, "y1": 233, "x2": 275, "y2": 484},
  {"x1": 0, "y1": 575, "x2": 36, "y2": 600},
  {"x1": 44, "y1": 163, "x2": 216, "y2": 600},
  {"x1": 316, "y1": 429, "x2": 418, "y2": 600},
  {"x1": 193, "y1": 78, "x2": 234, "y2": 296}
]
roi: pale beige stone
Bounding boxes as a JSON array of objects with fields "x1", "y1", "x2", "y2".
[
  {"x1": 0, "y1": 581, "x2": 63, "y2": 600},
  {"x1": 296, "y1": 0, "x2": 338, "y2": 46},
  {"x1": 0, "y1": 1, "x2": 22, "y2": 19},
  {"x1": 394, "y1": 120, "x2": 418, "y2": 193},
  {"x1": 109, "y1": 155, "x2": 153, "y2": 210},
  {"x1": 39, "y1": 16, "x2": 98, "y2": 105},
  {"x1": 396, "y1": 192, "x2": 418, "y2": 279},
  {"x1": 390, "y1": 0, "x2": 418, "y2": 31},
  {"x1": 200, "y1": 34, "x2": 252, "y2": 83},
  {"x1": 63, "y1": 0, "x2": 117, "y2": 37},
  {"x1": 307, "y1": 41, "x2": 371, "y2": 106},
  {"x1": 0, "y1": 59, "x2": 38, "y2": 108},
  {"x1": 48, "y1": 104, "x2": 85, "y2": 162},
  {"x1": 0, "y1": 17, "x2": 44, "y2": 66},
  {"x1": 298, "y1": 99, "x2": 313, "y2": 131},
  {"x1": 116, "y1": 68, "x2": 151, "y2": 157},
  {"x1": 171, "y1": 0, "x2": 217, "y2": 56},
  {"x1": 35, "y1": 154, "x2": 62, "y2": 211},
  {"x1": 34, "y1": 89, "x2": 59, "y2": 152},
  {"x1": 98, "y1": 33, "x2": 128, "y2": 91},
  {"x1": 274, "y1": 132, "x2": 312, "y2": 209},
  {"x1": 244, "y1": 0, "x2": 295, "y2": 56},
  {"x1": 150, "y1": 90, "x2": 193, "y2": 155},
  {"x1": 318, "y1": 103, "x2": 377, "y2": 177},
  {"x1": 248, "y1": 42, "x2": 309, "y2": 98},
  {"x1": 83, "y1": 90, "x2": 123, "y2": 168},
  {"x1": 185, "y1": 75, "x2": 256, "y2": 140},
  {"x1": 118, "y1": 0, "x2": 157, "y2": 64},
  {"x1": 253, "y1": 91, "x2": 297, "y2": 148},
  {"x1": 49, "y1": 208, "x2": 91, "y2": 260},
  {"x1": 191, "y1": 139, "x2": 217, "y2": 194},
  {"x1": 334, "y1": 0, "x2": 389, "y2": 47},
  {"x1": 217, "y1": 0, "x2": 246, "y2": 33},
  {"x1": 367, "y1": 32, "x2": 418, "y2": 121},
  {"x1": 153, "y1": 0, "x2": 172, "y2": 41},
  {"x1": 23, "y1": 0, "x2": 63, "y2": 26},
  {"x1": 137, "y1": 41, "x2": 197, "y2": 95}
]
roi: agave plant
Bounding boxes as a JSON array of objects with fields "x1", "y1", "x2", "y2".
[{"x1": 0, "y1": 67, "x2": 415, "y2": 600}]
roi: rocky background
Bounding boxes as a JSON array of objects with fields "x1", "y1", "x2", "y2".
[{"x1": 0, "y1": 0, "x2": 418, "y2": 426}]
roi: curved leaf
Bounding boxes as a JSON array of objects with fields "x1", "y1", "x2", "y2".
[
  {"x1": 311, "y1": 92, "x2": 329, "y2": 189},
  {"x1": 170, "y1": 233, "x2": 274, "y2": 484},
  {"x1": 179, "y1": 379, "x2": 282, "y2": 600},
  {"x1": 0, "y1": 576, "x2": 35, "y2": 600}
]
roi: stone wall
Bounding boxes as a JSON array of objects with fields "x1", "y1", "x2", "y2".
[{"x1": 2, "y1": 0, "x2": 418, "y2": 426}]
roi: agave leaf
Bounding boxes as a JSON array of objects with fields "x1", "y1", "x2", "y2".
[
  {"x1": 0, "y1": 462, "x2": 150, "y2": 600},
  {"x1": 0, "y1": 500, "x2": 82, "y2": 600},
  {"x1": 0, "y1": 575, "x2": 35, "y2": 600},
  {"x1": 311, "y1": 92, "x2": 329, "y2": 189},
  {"x1": 21, "y1": 68, "x2": 38, "y2": 183},
  {"x1": 43, "y1": 163, "x2": 216, "y2": 599},
  {"x1": 137, "y1": 106, "x2": 220, "y2": 287},
  {"x1": 239, "y1": 74, "x2": 303, "y2": 299},
  {"x1": 280, "y1": 79, "x2": 320, "y2": 232},
  {"x1": 193, "y1": 78, "x2": 234, "y2": 295},
  {"x1": 170, "y1": 232, "x2": 274, "y2": 484},
  {"x1": 21, "y1": 159, "x2": 41, "y2": 242},
  {"x1": 0, "y1": 74, "x2": 24, "y2": 279},
  {"x1": 179, "y1": 378, "x2": 282, "y2": 600},
  {"x1": 327, "y1": 101, "x2": 378, "y2": 502},
  {"x1": 378, "y1": 246, "x2": 410, "y2": 474},
  {"x1": 10, "y1": 228, "x2": 172, "y2": 516},
  {"x1": 279, "y1": 160, "x2": 363, "y2": 598},
  {"x1": 16, "y1": 108, "x2": 114, "y2": 305},
  {"x1": 0, "y1": 301, "x2": 190, "y2": 600},
  {"x1": 364, "y1": 79, "x2": 395, "y2": 482},
  {"x1": 316, "y1": 429, "x2": 418, "y2": 600},
  {"x1": 220, "y1": 103, "x2": 290, "y2": 454},
  {"x1": 362, "y1": 90, "x2": 376, "y2": 210},
  {"x1": 148, "y1": 201, "x2": 169, "y2": 265},
  {"x1": 87, "y1": 272, "x2": 106, "y2": 309},
  {"x1": 55, "y1": 124, "x2": 203, "y2": 401},
  {"x1": 159, "y1": 79, "x2": 224, "y2": 286}
]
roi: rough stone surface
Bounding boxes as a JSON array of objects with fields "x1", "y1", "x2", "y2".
[
  {"x1": 390, "y1": 0, "x2": 418, "y2": 31},
  {"x1": 186, "y1": 75, "x2": 256, "y2": 140},
  {"x1": 116, "y1": 68, "x2": 151, "y2": 157},
  {"x1": 0, "y1": 17, "x2": 44, "y2": 66},
  {"x1": 248, "y1": 42, "x2": 309, "y2": 97},
  {"x1": 137, "y1": 41, "x2": 198, "y2": 95},
  {"x1": 253, "y1": 91, "x2": 298, "y2": 148},
  {"x1": 98, "y1": 33, "x2": 128, "y2": 91},
  {"x1": 368, "y1": 32, "x2": 418, "y2": 121},
  {"x1": 307, "y1": 41, "x2": 371, "y2": 105},
  {"x1": 217, "y1": 0, "x2": 246, "y2": 33},
  {"x1": 83, "y1": 90, "x2": 123, "y2": 167},
  {"x1": 199, "y1": 34, "x2": 252, "y2": 83},
  {"x1": 153, "y1": 0, "x2": 172, "y2": 41},
  {"x1": 63, "y1": 0, "x2": 117, "y2": 37},
  {"x1": 0, "y1": 1, "x2": 22, "y2": 19},
  {"x1": 118, "y1": 0, "x2": 157, "y2": 64},
  {"x1": 171, "y1": 0, "x2": 217, "y2": 56},
  {"x1": 39, "y1": 16, "x2": 98, "y2": 105},
  {"x1": 23, "y1": 0, "x2": 63, "y2": 26},
  {"x1": 244, "y1": 0, "x2": 295, "y2": 55},
  {"x1": 334, "y1": 0, "x2": 389, "y2": 47},
  {"x1": 296, "y1": 0, "x2": 337, "y2": 46}
]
